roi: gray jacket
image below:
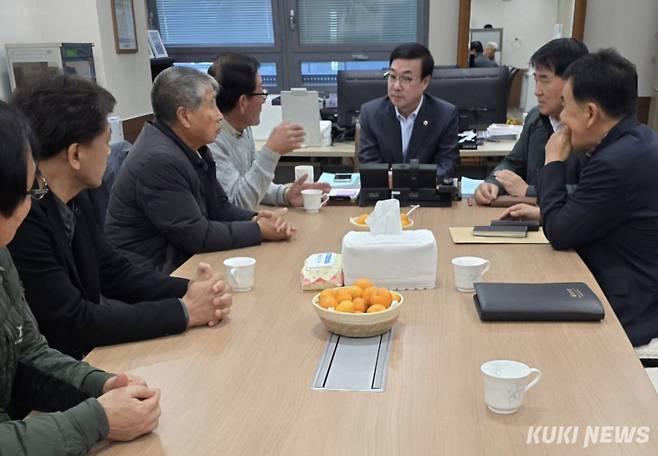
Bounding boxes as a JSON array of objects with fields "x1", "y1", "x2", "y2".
[
  {"x1": 105, "y1": 121, "x2": 261, "y2": 274},
  {"x1": 0, "y1": 247, "x2": 113, "y2": 455},
  {"x1": 473, "y1": 54, "x2": 498, "y2": 68}
]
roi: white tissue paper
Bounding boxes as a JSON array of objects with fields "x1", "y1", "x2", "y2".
[{"x1": 366, "y1": 199, "x2": 403, "y2": 236}]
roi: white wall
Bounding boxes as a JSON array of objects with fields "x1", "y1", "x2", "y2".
[
  {"x1": 557, "y1": 0, "x2": 575, "y2": 37},
  {"x1": 470, "y1": 0, "x2": 558, "y2": 68},
  {"x1": 583, "y1": 0, "x2": 658, "y2": 97},
  {"x1": 0, "y1": 0, "x2": 152, "y2": 119},
  {"x1": 428, "y1": 0, "x2": 459, "y2": 66},
  {"x1": 95, "y1": 0, "x2": 153, "y2": 118}
]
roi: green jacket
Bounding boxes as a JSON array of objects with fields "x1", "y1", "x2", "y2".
[{"x1": 0, "y1": 247, "x2": 113, "y2": 455}]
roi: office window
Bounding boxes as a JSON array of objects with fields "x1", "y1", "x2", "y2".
[
  {"x1": 298, "y1": 0, "x2": 417, "y2": 45},
  {"x1": 148, "y1": 0, "x2": 428, "y2": 93},
  {"x1": 173, "y1": 61, "x2": 279, "y2": 88},
  {"x1": 155, "y1": 0, "x2": 274, "y2": 46}
]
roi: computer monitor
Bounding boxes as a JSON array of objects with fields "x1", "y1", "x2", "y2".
[
  {"x1": 336, "y1": 70, "x2": 387, "y2": 128},
  {"x1": 426, "y1": 66, "x2": 510, "y2": 130},
  {"x1": 337, "y1": 66, "x2": 509, "y2": 130}
]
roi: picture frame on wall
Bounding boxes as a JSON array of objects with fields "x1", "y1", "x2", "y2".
[
  {"x1": 147, "y1": 29, "x2": 168, "y2": 58},
  {"x1": 111, "y1": 0, "x2": 138, "y2": 53}
]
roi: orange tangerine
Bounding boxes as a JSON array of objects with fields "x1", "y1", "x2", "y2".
[
  {"x1": 348, "y1": 286, "x2": 363, "y2": 299},
  {"x1": 367, "y1": 304, "x2": 386, "y2": 313},
  {"x1": 369, "y1": 288, "x2": 392, "y2": 308},
  {"x1": 353, "y1": 297, "x2": 366, "y2": 313},
  {"x1": 319, "y1": 295, "x2": 337, "y2": 309},
  {"x1": 362, "y1": 287, "x2": 376, "y2": 305},
  {"x1": 390, "y1": 292, "x2": 402, "y2": 303},
  {"x1": 336, "y1": 300, "x2": 355, "y2": 313},
  {"x1": 335, "y1": 288, "x2": 353, "y2": 303},
  {"x1": 319, "y1": 289, "x2": 336, "y2": 301},
  {"x1": 354, "y1": 278, "x2": 374, "y2": 290}
]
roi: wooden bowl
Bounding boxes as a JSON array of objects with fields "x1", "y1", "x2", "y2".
[{"x1": 311, "y1": 291, "x2": 404, "y2": 337}]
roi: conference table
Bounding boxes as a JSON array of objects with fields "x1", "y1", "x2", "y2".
[
  {"x1": 87, "y1": 203, "x2": 658, "y2": 455},
  {"x1": 253, "y1": 139, "x2": 517, "y2": 159}
]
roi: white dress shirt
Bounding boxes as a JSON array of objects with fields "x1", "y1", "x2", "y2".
[{"x1": 395, "y1": 96, "x2": 424, "y2": 161}]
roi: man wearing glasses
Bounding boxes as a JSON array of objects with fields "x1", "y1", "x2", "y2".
[
  {"x1": 358, "y1": 42, "x2": 459, "y2": 180},
  {"x1": 208, "y1": 53, "x2": 330, "y2": 211}
]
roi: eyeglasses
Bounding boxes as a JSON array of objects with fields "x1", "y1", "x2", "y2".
[
  {"x1": 27, "y1": 170, "x2": 49, "y2": 200},
  {"x1": 384, "y1": 72, "x2": 416, "y2": 87},
  {"x1": 250, "y1": 89, "x2": 268, "y2": 101}
]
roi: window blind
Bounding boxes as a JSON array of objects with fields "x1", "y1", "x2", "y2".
[
  {"x1": 156, "y1": 0, "x2": 275, "y2": 46},
  {"x1": 298, "y1": 0, "x2": 417, "y2": 45}
]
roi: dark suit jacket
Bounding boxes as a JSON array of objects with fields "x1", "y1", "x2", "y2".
[
  {"x1": 537, "y1": 116, "x2": 658, "y2": 346},
  {"x1": 358, "y1": 94, "x2": 459, "y2": 179},
  {"x1": 485, "y1": 107, "x2": 587, "y2": 197},
  {"x1": 8, "y1": 191, "x2": 190, "y2": 359},
  {"x1": 105, "y1": 120, "x2": 261, "y2": 273}
]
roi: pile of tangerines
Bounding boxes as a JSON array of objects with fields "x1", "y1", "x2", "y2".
[
  {"x1": 317, "y1": 278, "x2": 401, "y2": 314},
  {"x1": 355, "y1": 213, "x2": 411, "y2": 227}
]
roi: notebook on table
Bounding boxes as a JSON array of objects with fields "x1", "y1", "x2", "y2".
[{"x1": 473, "y1": 282, "x2": 605, "y2": 321}]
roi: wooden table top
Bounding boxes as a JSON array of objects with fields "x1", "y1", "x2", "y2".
[{"x1": 87, "y1": 203, "x2": 658, "y2": 455}]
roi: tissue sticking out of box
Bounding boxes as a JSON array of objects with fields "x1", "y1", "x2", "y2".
[{"x1": 367, "y1": 199, "x2": 403, "y2": 236}]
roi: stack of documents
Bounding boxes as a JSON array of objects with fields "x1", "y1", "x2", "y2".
[{"x1": 485, "y1": 124, "x2": 522, "y2": 140}]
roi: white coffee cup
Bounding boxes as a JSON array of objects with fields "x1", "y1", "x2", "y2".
[
  {"x1": 480, "y1": 360, "x2": 541, "y2": 414},
  {"x1": 223, "y1": 257, "x2": 256, "y2": 292},
  {"x1": 451, "y1": 256, "x2": 490, "y2": 292},
  {"x1": 301, "y1": 189, "x2": 328, "y2": 213},
  {"x1": 294, "y1": 165, "x2": 314, "y2": 182}
]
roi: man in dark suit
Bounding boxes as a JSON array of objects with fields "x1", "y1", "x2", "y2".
[
  {"x1": 9, "y1": 76, "x2": 232, "y2": 359},
  {"x1": 358, "y1": 43, "x2": 459, "y2": 180},
  {"x1": 538, "y1": 49, "x2": 658, "y2": 346}
]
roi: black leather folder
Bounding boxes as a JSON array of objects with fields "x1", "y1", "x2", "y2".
[{"x1": 473, "y1": 282, "x2": 605, "y2": 321}]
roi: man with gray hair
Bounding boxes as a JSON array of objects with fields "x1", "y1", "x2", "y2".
[
  {"x1": 483, "y1": 42, "x2": 498, "y2": 65},
  {"x1": 106, "y1": 67, "x2": 295, "y2": 274}
]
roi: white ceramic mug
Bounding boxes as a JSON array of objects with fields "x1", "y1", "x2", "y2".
[
  {"x1": 301, "y1": 189, "x2": 328, "y2": 213},
  {"x1": 480, "y1": 360, "x2": 541, "y2": 414},
  {"x1": 223, "y1": 257, "x2": 256, "y2": 292},
  {"x1": 294, "y1": 165, "x2": 314, "y2": 183},
  {"x1": 451, "y1": 256, "x2": 490, "y2": 292}
]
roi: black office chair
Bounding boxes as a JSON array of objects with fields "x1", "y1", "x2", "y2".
[{"x1": 87, "y1": 139, "x2": 131, "y2": 227}]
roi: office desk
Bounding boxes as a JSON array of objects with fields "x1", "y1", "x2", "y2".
[
  {"x1": 87, "y1": 203, "x2": 658, "y2": 455},
  {"x1": 255, "y1": 140, "x2": 354, "y2": 158},
  {"x1": 254, "y1": 139, "x2": 516, "y2": 159},
  {"x1": 461, "y1": 139, "x2": 517, "y2": 157}
]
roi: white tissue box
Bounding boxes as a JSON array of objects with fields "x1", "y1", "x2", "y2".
[{"x1": 341, "y1": 230, "x2": 437, "y2": 290}]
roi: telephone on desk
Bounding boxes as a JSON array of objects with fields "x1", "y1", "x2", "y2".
[{"x1": 358, "y1": 160, "x2": 459, "y2": 207}]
